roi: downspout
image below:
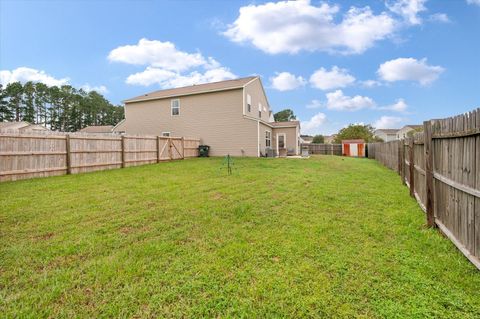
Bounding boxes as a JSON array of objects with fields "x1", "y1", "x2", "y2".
[{"x1": 257, "y1": 120, "x2": 260, "y2": 157}]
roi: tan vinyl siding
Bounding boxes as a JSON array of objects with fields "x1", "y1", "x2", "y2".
[
  {"x1": 120, "y1": 88, "x2": 258, "y2": 157},
  {"x1": 244, "y1": 78, "x2": 270, "y2": 122}
]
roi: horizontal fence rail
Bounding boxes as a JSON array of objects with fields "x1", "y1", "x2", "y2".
[
  {"x1": 0, "y1": 131, "x2": 200, "y2": 182},
  {"x1": 301, "y1": 143, "x2": 342, "y2": 156},
  {"x1": 368, "y1": 108, "x2": 480, "y2": 270}
]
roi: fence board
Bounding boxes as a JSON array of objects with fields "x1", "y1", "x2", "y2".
[
  {"x1": 0, "y1": 131, "x2": 200, "y2": 182},
  {"x1": 301, "y1": 143, "x2": 342, "y2": 155},
  {"x1": 368, "y1": 108, "x2": 480, "y2": 270}
]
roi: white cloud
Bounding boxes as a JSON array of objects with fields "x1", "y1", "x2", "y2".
[
  {"x1": 126, "y1": 66, "x2": 236, "y2": 88},
  {"x1": 108, "y1": 38, "x2": 208, "y2": 72},
  {"x1": 377, "y1": 57, "x2": 444, "y2": 85},
  {"x1": 310, "y1": 66, "x2": 355, "y2": 90},
  {"x1": 325, "y1": 90, "x2": 375, "y2": 111},
  {"x1": 270, "y1": 72, "x2": 306, "y2": 91},
  {"x1": 0, "y1": 67, "x2": 69, "y2": 87},
  {"x1": 360, "y1": 79, "x2": 382, "y2": 88},
  {"x1": 224, "y1": 0, "x2": 396, "y2": 55},
  {"x1": 373, "y1": 115, "x2": 403, "y2": 129},
  {"x1": 386, "y1": 0, "x2": 426, "y2": 25},
  {"x1": 467, "y1": 0, "x2": 480, "y2": 6},
  {"x1": 429, "y1": 13, "x2": 450, "y2": 23},
  {"x1": 378, "y1": 98, "x2": 408, "y2": 112},
  {"x1": 110, "y1": 38, "x2": 237, "y2": 88},
  {"x1": 81, "y1": 84, "x2": 108, "y2": 94},
  {"x1": 301, "y1": 112, "x2": 327, "y2": 135},
  {"x1": 306, "y1": 99, "x2": 322, "y2": 109}
]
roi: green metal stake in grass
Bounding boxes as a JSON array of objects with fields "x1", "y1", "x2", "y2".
[{"x1": 222, "y1": 154, "x2": 234, "y2": 175}]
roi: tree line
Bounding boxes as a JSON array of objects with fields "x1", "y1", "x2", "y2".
[{"x1": 0, "y1": 82, "x2": 124, "y2": 132}]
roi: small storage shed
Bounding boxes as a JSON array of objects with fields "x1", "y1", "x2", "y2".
[{"x1": 342, "y1": 139, "x2": 366, "y2": 157}]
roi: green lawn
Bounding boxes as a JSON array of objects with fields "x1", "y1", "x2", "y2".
[{"x1": 1, "y1": 156, "x2": 479, "y2": 318}]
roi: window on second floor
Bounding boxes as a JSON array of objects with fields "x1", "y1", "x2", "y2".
[
  {"x1": 258, "y1": 103, "x2": 262, "y2": 118},
  {"x1": 247, "y1": 94, "x2": 251, "y2": 112},
  {"x1": 171, "y1": 99, "x2": 180, "y2": 116}
]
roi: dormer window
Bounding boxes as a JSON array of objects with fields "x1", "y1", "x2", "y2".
[{"x1": 171, "y1": 99, "x2": 180, "y2": 116}]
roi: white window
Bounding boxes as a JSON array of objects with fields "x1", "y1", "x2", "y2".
[
  {"x1": 265, "y1": 131, "x2": 271, "y2": 147},
  {"x1": 171, "y1": 99, "x2": 180, "y2": 116},
  {"x1": 258, "y1": 103, "x2": 262, "y2": 118},
  {"x1": 162, "y1": 132, "x2": 170, "y2": 137},
  {"x1": 247, "y1": 94, "x2": 251, "y2": 112}
]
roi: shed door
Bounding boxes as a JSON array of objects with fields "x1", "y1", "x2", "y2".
[
  {"x1": 358, "y1": 143, "x2": 364, "y2": 157},
  {"x1": 343, "y1": 143, "x2": 350, "y2": 156},
  {"x1": 350, "y1": 144, "x2": 358, "y2": 157}
]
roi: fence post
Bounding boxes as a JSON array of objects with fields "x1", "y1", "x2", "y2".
[
  {"x1": 409, "y1": 138, "x2": 415, "y2": 198},
  {"x1": 181, "y1": 137, "x2": 185, "y2": 159},
  {"x1": 424, "y1": 120, "x2": 435, "y2": 227},
  {"x1": 121, "y1": 135, "x2": 126, "y2": 168},
  {"x1": 168, "y1": 138, "x2": 172, "y2": 160},
  {"x1": 398, "y1": 140, "x2": 404, "y2": 182},
  {"x1": 65, "y1": 134, "x2": 71, "y2": 175},
  {"x1": 156, "y1": 136, "x2": 160, "y2": 163}
]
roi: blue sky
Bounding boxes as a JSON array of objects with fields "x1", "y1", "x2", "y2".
[{"x1": 1, "y1": 0, "x2": 479, "y2": 135}]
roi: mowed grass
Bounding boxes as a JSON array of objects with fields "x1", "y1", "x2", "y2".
[{"x1": 1, "y1": 156, "x2": 479, "y2": 318}]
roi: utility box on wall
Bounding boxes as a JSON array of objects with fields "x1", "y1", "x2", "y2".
[{"x1": 342, "y1": 139, "x2": 366, "y2": 157}]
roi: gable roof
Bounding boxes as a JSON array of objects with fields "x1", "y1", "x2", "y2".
[
  {"x1": 375, "y1": 128, "x2": 399, "y2": 134},
  {"x1": 79, "y1": 125, "x2": 114, "y2": 133},
  {"x1": 124, "y1": 76, "x2": 258, "y2": 103},
  {"x1": 270, "y1": 120, "x2": 300, "y2": 128}
]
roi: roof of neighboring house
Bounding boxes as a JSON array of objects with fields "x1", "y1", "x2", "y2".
[
  {"x1": 0, "y1": 121, "x2": 30, "y2": 130},
  {"x1": 78, "y1": 125, "x2": 114, "y2": 133},
  {"x1": 124, "y1": 76, "x2": 258, "y2": 103},
  {"x1": 375, "y1": 128, "x2": 399, "y2": 134},
  {"x1": 301, "y1": 136, "x2": 313, "y2": 142},
  {"x1": 270, "y1": 120, "x2": 300, "y2": 128},
  {"x1": 18, "y1": 124, "x2": 49, "y2": 132},
  {"x1": 403, "y1": 125, "x2": 423, "y2": 130},
  {"x1": 342, "y1": 139, "x2": 365, "y2": 144}
]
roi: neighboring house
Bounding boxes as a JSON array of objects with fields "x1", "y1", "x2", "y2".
[
  {"x1": 300, "y1": 135, "x2": 313, "y2": 144},
  {"x1": 374, "y1": 129, "x2": 399, "y2": 142},
  {"x1": 342, "y1": 139, "x2": 366, "y2": 157},
  {"x1": 115, "y1": 76, "x2": 301, "y2": 157},
  {"x1": 397, "y1": 125, "x2": 423, "y2": 139},
  {"x1": 324, "y1": 135, "x2": 336, "y2": 144},
  {"x1": 0, "y1": 121, "x2": 49, "y2": 132},
  {"x1": 78, "y1": 125, "x2": 114, "y2": 134}
]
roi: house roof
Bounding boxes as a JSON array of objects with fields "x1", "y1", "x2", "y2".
[
  {"x1": 342, "y1": 139, "x2": 365, "y2": 144},
  {"x1": 124, "y1": 76, "x2": 258, "y2": 103},
  {"x1": 270, "y1": 120, "x2": 300, "y2": 128},
  {"x1": 79, "y1": 125, "x2": 114, "y2": 133},
  {"x1": 0, "y1": 121, "x2": 30, "y2": 130},
  {"x1": 375, "y1": 128, "x2": 399, "y2": 134},
  {"x1": 404, "y1": 125, "x2": 423, "y2": 130}
]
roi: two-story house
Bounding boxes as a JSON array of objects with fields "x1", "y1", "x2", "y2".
[{"x1": 114, "y1": 76, "x2": 301, "y2": 157}]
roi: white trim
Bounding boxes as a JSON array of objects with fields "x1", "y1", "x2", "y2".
[
  {"x1": 171, "y1": 99, "x2": 180, "y2": 116},
  {"x1": 242, "y1": 76, "x2": 258, "y2": 88}
]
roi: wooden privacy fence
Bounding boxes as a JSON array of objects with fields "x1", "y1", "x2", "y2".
[
  {"x1": 302, "y1": 143, "x2": 342, "y2": 155},
  {"x1": 0, "y1": 131, "x2": 200, "y2": 182},
  {"x1": 368, "y1": 108, "x2": 480, "y2": 270}
]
